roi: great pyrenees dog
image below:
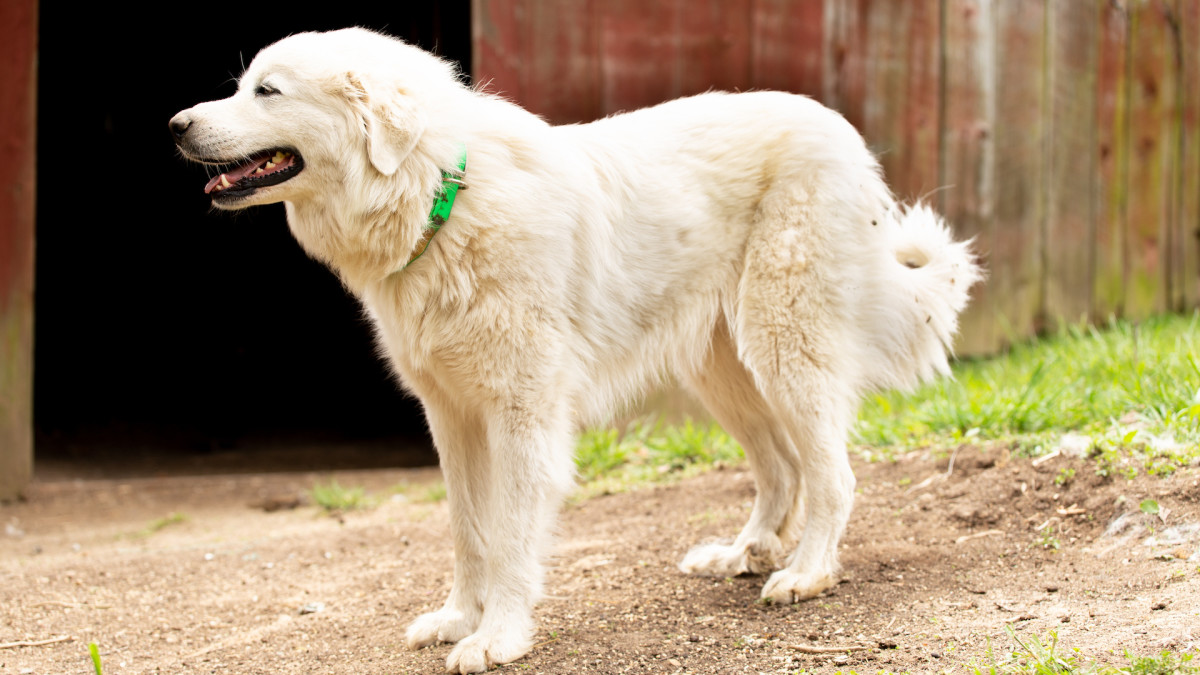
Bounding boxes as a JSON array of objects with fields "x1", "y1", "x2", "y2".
[{"x1": 171, "y1": 28, "x2": 979, "y2": 673}]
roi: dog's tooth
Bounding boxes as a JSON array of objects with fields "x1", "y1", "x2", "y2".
[
  {"x1": 265, "y1": 161, "x2": 276, "y2": 170},
  {"x1": 220, "y1": 174, "x2": 231, "y2": 188},
  {"x1": 254, "y1": 167, "x2": 264, "y2": 174},
  {"x1": 273, "y1": 151, "x2": 286, "y2": 163}
]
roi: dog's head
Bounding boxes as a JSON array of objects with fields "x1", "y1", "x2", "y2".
[{"x1": 170, "y1": 28, "x2": 458, "y2": 211}]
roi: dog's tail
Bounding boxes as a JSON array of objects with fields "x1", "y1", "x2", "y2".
[{"x1": 857, "y1": 202, "x2": 982, "y2": 393}]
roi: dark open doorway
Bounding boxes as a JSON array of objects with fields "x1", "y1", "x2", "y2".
[{"x1": 34, "y1": 5, "x2": 470, "y2": 478}]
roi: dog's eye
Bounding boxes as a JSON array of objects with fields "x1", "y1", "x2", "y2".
[{"x1": 255, "y1": 83, "x2": 280, "y2": 97}]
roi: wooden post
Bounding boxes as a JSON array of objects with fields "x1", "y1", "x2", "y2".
[{"x1": 0, "y1": 0, "x2": 37, "y2": 501}]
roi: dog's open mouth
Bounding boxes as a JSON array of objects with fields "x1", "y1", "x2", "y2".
[{"x1": 203, "y1": 149, "x2": 304, "y2": 200}]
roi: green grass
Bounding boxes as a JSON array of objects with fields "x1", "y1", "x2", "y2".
[
  {"x1": 128, "y1": 512, "x2": 188, "y2": 539},
  {"x1": 309, "y1": 479, "x2": 374, "y2": 513},
  {"x1": 967, "y1": 625, "x2": 1199, "y2": 674},
  {"x1": 574, "y1": 418, "x2": 744, "y2": 497},
  {"x1": 88, "y1": 642, "x2": 103, "y2": 675},
  {"x1": 415, "y1": 481, "x2": 447, "y2": 503},
  {"x1": 855, "y1": 314, "x2": 1200, "y2": 468},
  {"x1": 574, "y1": 315, "x2": 1199, "y2": 494}
]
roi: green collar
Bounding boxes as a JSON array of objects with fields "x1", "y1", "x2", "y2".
[{"x1": 403, "y1": 144, "x2": 467, "y2": 269}]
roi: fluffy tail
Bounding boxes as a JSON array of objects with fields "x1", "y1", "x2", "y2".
[{"x1": 858, "y1": 202, "x2": 982, "y2": 393}]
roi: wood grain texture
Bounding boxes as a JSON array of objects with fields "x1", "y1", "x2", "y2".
[
  {"x1": 0, "y1": 0, "x2": 36, "y2": 501},
  {"x1": 1095, "y1": 2, "x2": 1131, "y2": 320},
  {"x1": 1180, "y1": 0, "x2": 1200, "y2": 308},
  {"x1": 1046, "y1": 1, "x2": 1098, "y2": 327},
  {"x1": 941, "y1": 0, "x2": 997, "y2": 354},
  {"x1": 1125, "y1": 1, "x2": 1174, "y2": 318},
  {"x1": 862, "y1": 0, "x2": 941, "y2": 203},
  {"x1": 992, "y1": 0, "x2": 1047, "y2": 345},
  {"x1": 471, "y1": 1, "x2": 1200, "y2": 352}
]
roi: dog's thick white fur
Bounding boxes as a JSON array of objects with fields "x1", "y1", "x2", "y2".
[{"x1": 172, "y1": 28, "x2": 980, "y2": 673}]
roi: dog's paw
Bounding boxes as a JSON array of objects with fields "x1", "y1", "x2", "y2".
[
  {"x1": 760, "y1": 568, "x2": 836, "y2": 604},
  {"x1": 679, "y1": 535, "x2": 781, "y2": 577},
  {"x1": 444, "y1": 622, "x2": 533, "y2": 674},
  {"x1": 406, "y1": 607, "x2": 481, "y2": 650},
  {"x1": 679, "y1": 541, "x2": 749, "y2": 577}
]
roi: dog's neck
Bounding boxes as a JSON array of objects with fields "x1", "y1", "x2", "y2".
[
  {"x1": 284, "y1": 143, "x2": 465, "y2": 293},
  {"x1": 397, "y1": 144, "x2": 468, "y2": 272}
]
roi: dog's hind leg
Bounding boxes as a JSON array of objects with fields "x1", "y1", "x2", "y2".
[
  {"x1": 406, "y1": 392, "x2": 489, "y2": 650},
  {"x1": 678, "y1": 316, "x2": 801, "y2": 577},
  {"x1": 733, "y1": 186, "x2": 863, "y2": 604}
]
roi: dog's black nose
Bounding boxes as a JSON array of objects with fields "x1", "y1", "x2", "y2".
[{"x1": 169, "y1": 114, "x2": 192, "y2": 141}]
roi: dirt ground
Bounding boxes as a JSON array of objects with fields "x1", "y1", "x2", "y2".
[{"x1": 2, "y1": 444, "x2": 1199, "y2": 674}]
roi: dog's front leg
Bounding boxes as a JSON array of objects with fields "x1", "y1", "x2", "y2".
[
  {"x1": 445, "y1": 405, "x2": 574, "y2": 674},
  {"x1": 406, "y1": 398, "x2": 489, "y2": 650}
]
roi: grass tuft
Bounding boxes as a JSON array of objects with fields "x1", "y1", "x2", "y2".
[
  {"x1": 129, "y1": 512, "x2": 188, "y2": 539},
  {"x1": 309, "y1": 479, "x2": 374, "y2": 513},
  {"x1": 574, "y1": 418, "x2": 743, "y2": 497},
  {"x1": 968, "y1": 625, "x2": 1199, "y2": 674},
  {"x1": 856, "y1": 314, "x2": 1200, "y2": 470},
  {"x1": 88, "y1": 642, "x2": 103, "y2": 675}
]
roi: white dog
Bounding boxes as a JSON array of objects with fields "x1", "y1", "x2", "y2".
[{"x1": 171, "y1": 28, "x2": 979, "y2": 673}]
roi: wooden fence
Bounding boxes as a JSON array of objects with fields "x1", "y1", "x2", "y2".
[
  {"x1": 473, "y1": 0, "x2": 1200, "y2": 353},
  {"x1": 0, "y1": 0, "x2": 36, "y2": 500}
]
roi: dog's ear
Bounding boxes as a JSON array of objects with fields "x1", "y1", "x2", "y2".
[{"x1": 343, "y1": 72, "x2": 425, "y2": 176}]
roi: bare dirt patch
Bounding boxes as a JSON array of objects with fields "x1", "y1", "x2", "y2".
[{"x1": 2, "y1": 447, "x2": 1199, "y2": 674}]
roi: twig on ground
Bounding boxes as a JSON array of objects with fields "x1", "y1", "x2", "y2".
[
  {"x1": 1056, "y1": 505, "x2": 1086, "y2": 516},
  {"x1": 906, "y1": 446, "x2": 963, "y2": 494},
  {"x1": 0, "y1": 635, "x2": 73, "y2": 649},
  {"x1": 789, "y1": 643, "x2": 871, "y2": 654},
  {"x1": 1031, "y1": 448, "x2": 1061, "y2": 467},
  {"x1": 955, "y1": 529, "x2": 1005, "y2": 544}
]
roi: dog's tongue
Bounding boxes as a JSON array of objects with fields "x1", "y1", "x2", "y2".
[{"x1": 204, "y1": 150, "x2": 296, "y2": 194}]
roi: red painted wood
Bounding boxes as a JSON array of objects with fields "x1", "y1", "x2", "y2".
[
  {"x1": 1126, "y1": 1, "x2": 1175, "y2": 319},
  {"x1": 597, "y1": 0, "x2": 752, "y2": 115},
  {"x1": 471, "y1": 2, "x2": 1200, "y2": 352},
  {"x1": 941, "y1": 0, "x2": 996, "y2": 354},
  {"x1": 676, "y1": 0, "x2": 753, "y2": 95},
  {"x1": 0, "y1": 0, "x2": 36, "y2": 500},
  {"x1": 1094, "y1": 2, "x2": 1131, "y2": 319},
  {"x1": 822, "y1": 0, "x2": 870, "y2": 133},
  {"x1": 523, "y1": 0, "x2": 602, "y2": 124},
  {"x1": 750, "y1": 0, "x2": 825, "y2": 96},
  {"x1": 861, "y1": 0, "x2": 941, "y2": 203},
  {"x1": 472, "y1": 0, "x2": 526, "y2": 104},
  {"x1": 992, "y1": 0, "x2": 1047, "y2": 344},
  {"x1": 1045, "y1": 1, "x2": 1099, "y2": 326},
  {"x1": 1180, "y1": 0, "x2": 1200, "y2": 308},
  {"x1": 597, "y1": 0, "x2": 681, "y2": 113}
]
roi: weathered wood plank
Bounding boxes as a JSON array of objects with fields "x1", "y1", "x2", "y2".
[
  {"x1": 992, "y1": 0, "x2": 1048, "y2": 345},
  {"x1": 750, "y1": 0, "x2": 825, "y2": 96},
  {"x1": 1045, "y1": 1, "x2": 1099, "y2": 327},
  {"x1": 473, "y1": 0, "x2": 602, "y2": 124},
  {"x1": 596, "y1": 0, "x2": 681, "y2": 113},
  {"x1": 822, "y1": 0, "x2": 870, "y2": 133},
  {"x1": 523, "y1": 0, "x2": 602, "y2": 124},
  {"x1": 472, "y1": 0, "x2": 526, "y2": 104},
  {"x1": 941, "y1": 0, "x2": 997, "y2": 355},
  {"x1": 861, "y1": 0, "x2": 941, "y2": 202},
  {"x1": 1174, "y1": 0, "x2": 1199, "y2": 309},
  {"x1": 0, "y1": 0, "x2": 36, "y2": 501},
  {"x1": 675, "y1": 0, "x2": 752, "y2": 96},
  {"x1": 1094, "y1": 2, "x2": 1130, "y2": 320},
  {"x1": 1125, "y1": 0, "x2": 1175, "y2": 319}
]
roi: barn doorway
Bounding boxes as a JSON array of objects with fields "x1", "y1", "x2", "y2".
[{"x1": 34, "y1": 5, "x2": 470, "y2": 478}]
